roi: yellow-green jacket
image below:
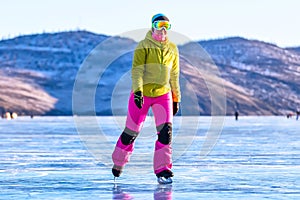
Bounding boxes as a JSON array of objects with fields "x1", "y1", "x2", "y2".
[{"x1": 131, "y1": 30, "x2": 181, "y2": 102}]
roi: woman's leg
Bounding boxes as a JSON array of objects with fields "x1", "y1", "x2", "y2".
[
  {"x1": 112, "y1": 92, "x2": 150, "y2": 174},
  {"x1": 151, "y1": 92, "x2": 173, "y2": 175}
]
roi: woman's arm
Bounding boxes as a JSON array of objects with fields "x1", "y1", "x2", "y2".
[
  {"x1": 131, "y1": 42, "x2": 146, "y2": 93},
  {"x1": 169, "y1": 46, "x2": 181, "y2": 102}
]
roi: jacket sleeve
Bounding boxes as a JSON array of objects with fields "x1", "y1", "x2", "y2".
[
  {"x1": 131, "y1": 42, "x2": 146, "y2": 93},
  {"x1": 169, "y1": 46, "x2": 181, "y2": 102}
]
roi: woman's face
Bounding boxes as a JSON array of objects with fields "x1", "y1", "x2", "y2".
[
  {"x1": 153, "y1": 27, "x2": 167, "y2": 35},
  {"x1": 152, "y1": 28, "x2": 167, "y2": 41}
]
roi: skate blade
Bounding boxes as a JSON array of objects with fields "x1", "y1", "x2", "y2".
[{"x1": 157, "y1": 177, "x2": 173, "y2": 184}]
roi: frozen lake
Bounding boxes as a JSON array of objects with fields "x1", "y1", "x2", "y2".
[{"x1": 1, "y1": 116, "x2": 300, "y2": 199}]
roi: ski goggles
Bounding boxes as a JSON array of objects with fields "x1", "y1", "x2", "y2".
[{"x1": 152, "y1": 20, "x2": 171, "y2": 30}]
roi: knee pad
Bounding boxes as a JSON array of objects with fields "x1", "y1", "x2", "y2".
[
  {"x1": 120, "y1": 131, "x2": 136, "y2": 145},
  {"x1": 158, "y1": 123, "x2": 172, "y2": 145}
]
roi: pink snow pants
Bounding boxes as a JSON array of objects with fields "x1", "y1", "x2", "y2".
[{"x1": 112, "y1": 92, "x2": 173, "y2": 175}]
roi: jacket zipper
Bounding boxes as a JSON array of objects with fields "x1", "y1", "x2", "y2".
[{"x1": 160, "y1": 43, "x2": 163, "y2": 84}]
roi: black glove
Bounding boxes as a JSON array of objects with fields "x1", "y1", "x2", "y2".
[
  {"x1": 173, "y1": 102, "x2": 179, "y2": 115},
  {"x1": 134, "y1": 91, "x2": 143, "y2": 109}
]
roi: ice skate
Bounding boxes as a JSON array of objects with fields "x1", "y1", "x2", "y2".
[
  {"x1": 156, "y1": 170, "x2": 173, "y2": 184},
  {"x1": 112, "y1": 168, "x2": 121, "y2": 178}
]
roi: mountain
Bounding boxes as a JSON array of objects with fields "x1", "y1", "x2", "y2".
[
  {"x1": 0, "y1": 31, "x2": 300, "y2": 116},
  {"x1": 0, "y1": 31, "x2": 108, "y2": 115},
  {"x1": 198, "y1": 37, "x2": 300, "y2": 115}
]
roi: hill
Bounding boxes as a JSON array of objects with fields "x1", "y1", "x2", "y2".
[{"x1": 1, "y1": 31, "x2": 300, "y2": 116}]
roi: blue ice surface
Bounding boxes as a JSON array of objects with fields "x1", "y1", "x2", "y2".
[{"x1": 0, "y1": 116, "x2": 300, "y2": 200}]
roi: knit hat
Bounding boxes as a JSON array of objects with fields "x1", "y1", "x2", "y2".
[{"x1": 151, "y1": 13, "x2": 169, "y2": 23}]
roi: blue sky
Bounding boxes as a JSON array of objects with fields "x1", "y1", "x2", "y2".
[{"x1": 0, "y1": 0, "x2": 299, "y2": 47}]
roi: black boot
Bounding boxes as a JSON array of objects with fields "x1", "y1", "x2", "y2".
[
  {"x1": 112, "y1": 168, "x2": 122, "y2": 177},
  {"x1": 156, "y1": 170, "x2": 173, "y2": 184},
  {"x1": 156, "y1": 170, "x2": 174, "y2": 178}
]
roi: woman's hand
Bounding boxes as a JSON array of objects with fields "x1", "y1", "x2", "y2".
[
  {"x1": 134, "y1": 91, "x2": 144, "y2": 109},
  {"x1": 173, "y1": 102, "x2": 179, "y2": 115}
]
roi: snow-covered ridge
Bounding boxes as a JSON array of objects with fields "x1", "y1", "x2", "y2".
[{"x1": 0, "y1": 45, "x2": 71, "y2": 53}]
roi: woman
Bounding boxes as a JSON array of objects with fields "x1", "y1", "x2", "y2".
[{"x1": 112, "y1": 13, "x2": 181, "y2": 184}]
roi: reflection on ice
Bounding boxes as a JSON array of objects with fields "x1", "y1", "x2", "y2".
[{"x1": 112, "y1": 183, "x2": 172, "y2": 200}]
